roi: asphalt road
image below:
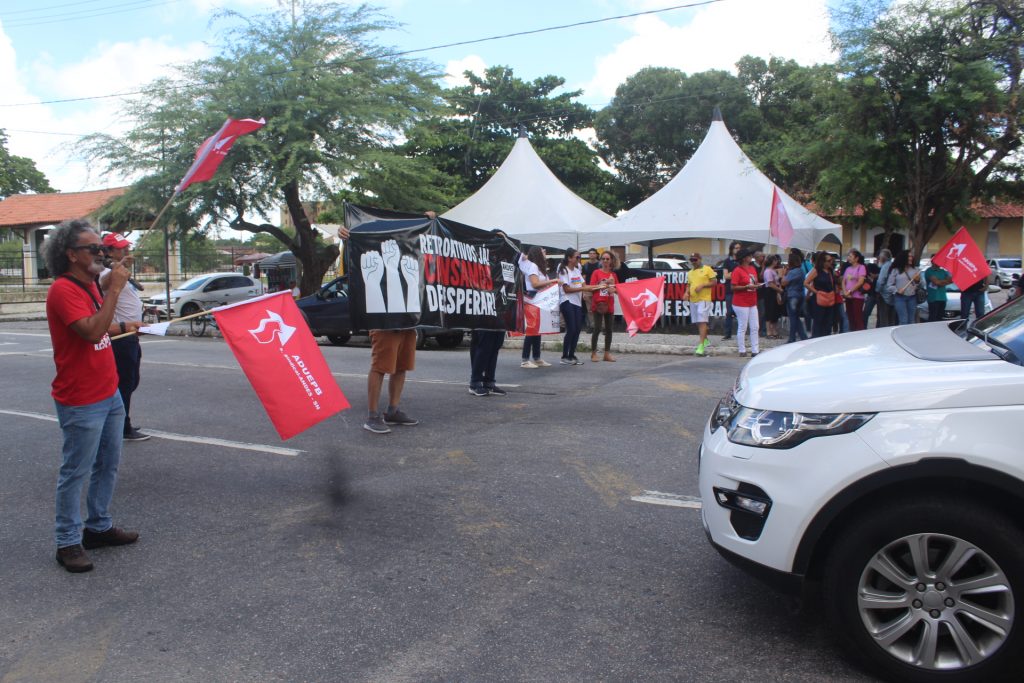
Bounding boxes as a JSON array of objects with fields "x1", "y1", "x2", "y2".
[{"x1": 0, "y1": 321, "x2": 875, "y2": 683}]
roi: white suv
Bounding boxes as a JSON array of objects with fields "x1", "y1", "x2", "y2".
[
  {"x1": 700, "y1": 298, "x2": 1024, "y2": 682},
  {"x1": 146, "y1": 272, "x2": 263, "y2": 318}
]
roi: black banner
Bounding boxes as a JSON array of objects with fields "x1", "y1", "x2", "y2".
[{"x1": 344, "y1": 203, "x2": 522, "y2": 331}]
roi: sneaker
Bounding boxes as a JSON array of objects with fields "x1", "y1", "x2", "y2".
[
  {"x1": 572, "y1": 357, "x2": 585, "y2": 365},
  {"x1": 383, "y1": 408, "x2": 419, "y2": 426},
  {"x1": 695, "y1": 340, "x2": 707, "y2": 356},
  {"x1": 559, "y1": 358, "x2": 574, "y2": 365},
  {"x1": 123, "y1": 427, "x2": 151, "y2": 442},
  {"x1": 486, "y1": 386, "x2": 507, "y2": 396},
  {"x1": 534, "y1": 359, "x2": 552, "y2": 367},
  {"x1": 750, "y1": 351, "x2": 759, "y2": 358},
  {"x1": 468, "y1": 386, "x2": 489, "y2": 397},
  {"x1": 363, "y1": 414, "x2": 391, "y2": 434},
  {"x1": 82, "y1": 526, "x2": 139, "y2": 549},
  {"x1": 56, "y1": 544, "x2": 93, "y2": 573},
  {"x1": 521, "y1": 360, "x2": 538, "y2": 368}
]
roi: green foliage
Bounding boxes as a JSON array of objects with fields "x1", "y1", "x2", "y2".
[
  {"x1": 819, "y1": 0, "x2": 1024, "y2": 258},
  {"x1": 383, "y1": 65, "x2": 626, "y2": 214},
  {"x1": 594, "y1": 67, "x2": 762, "y2": 203},
  {"x1": 0, "y1": 129, "x2": 54, "y2": 199},
  {"x1": 75, "y1": 1, "x2": 443, "y2": 295}
]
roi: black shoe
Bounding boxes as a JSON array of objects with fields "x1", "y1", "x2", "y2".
[
  {"x1": 721, "y1": 334, "x2": 732, "y2": 341},
  {"x1": 468, "y1": 386, "x2": 489, "y2": 397},
  {"x1": 123, "y1": 427, "x2": 150, "y2": 442},
  {"x1": 82, "y1": 526, "x2": 139, "y2": 549},
  {"x1": 486, "y1": 386, "x2": 507, "y2": 396},
  {"x1": 56, "y1": 544, "x2": 93, "y2": 573}
]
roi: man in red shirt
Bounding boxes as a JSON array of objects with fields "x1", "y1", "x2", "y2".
[{"x1": 42, "y1": 220, "x2": 142, "y2": 573}]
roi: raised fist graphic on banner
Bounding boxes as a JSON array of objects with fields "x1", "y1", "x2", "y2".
[
  {"x1": 400, "y1": 255, "x2": 421, "y2": 313},
  {"x1": 361, "y1": 251, "x2": 387, "y2": 313},
  {"x1": 381, "y1": 239, "x2": 406, "y2": 313}
]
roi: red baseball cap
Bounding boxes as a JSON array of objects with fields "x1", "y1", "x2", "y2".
[{"x1": 102, "y1": 233, "x2": 131, "y2": 249}]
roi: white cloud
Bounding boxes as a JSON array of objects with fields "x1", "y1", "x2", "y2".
[
  {"x1": 582, "y1": 0, "x2": 836, "y2": 101},
  {"x1": 1, "y1": 31, "x2": 211, "y2": 193},
  {"x1": 443, "y1": 54, "x2": 487, "y2": 88}
]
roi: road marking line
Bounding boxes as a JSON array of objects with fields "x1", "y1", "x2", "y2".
[
  {"x1": 631, "y1": 490, "x2": 702, "y2": 509},
  {"x1": 144, "y1": 360, "x2": 520, "y2": 387},
  {"x1": 0, "y1": 332, "x2": 50, "y2": 337},
  {"x1": 0, "y1": 409, "x2": 302, "y2": 457},
  {"x1": 0, "y1": 342, "x2": 17, "y2": 346}
]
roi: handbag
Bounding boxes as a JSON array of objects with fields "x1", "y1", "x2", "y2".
[
  {"x1": 815, "y1": 290, "x2": 834, "y2": 307},
  {"x1": 916, "y1": 286, "x2": 928, "y2": 304}
]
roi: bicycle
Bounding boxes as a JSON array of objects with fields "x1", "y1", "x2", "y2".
[{"x1": 188, "y1": 304, "x2": 224, "y2": 337}]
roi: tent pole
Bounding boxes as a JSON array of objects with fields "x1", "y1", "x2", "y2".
[{"x1": 647, "y1": 242, "x2": 654, "y2": 268}]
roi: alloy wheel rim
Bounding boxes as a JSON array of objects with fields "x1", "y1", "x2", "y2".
[{"x1": 857, "y1": 532, "x2": 1014, "y2": 671}]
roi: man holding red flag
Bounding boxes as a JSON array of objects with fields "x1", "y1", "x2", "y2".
[
  {"x1": 931, "y1": 227, "x2": 993, "y2": 321},
  {"x1": 615, "y1": 276, "x2": 666, "y2": 338}
]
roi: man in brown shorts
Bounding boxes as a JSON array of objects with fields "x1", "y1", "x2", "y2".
[{"x1": 364, "y1": 328, "x2": 419, "y2": 434}]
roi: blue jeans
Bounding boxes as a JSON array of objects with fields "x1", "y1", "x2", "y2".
[
  {"x1": 54, "y1": 392, "x2": 125, "y2": 548},
  {"x1": 960, "y1": 290, "x2": 985, "y2": 321},
  {"x1": 894, "y1": 294, "x2": 917, "y2": 325},
  {"x1": 521, "y1": 335, "x2": 541, "y2": 361},
  {"x1": 787, "y1": 295, "x2": 808, "y2": 342},
  {"x1": 560, "y1": 301, "x2": 585, "y2": 360}
]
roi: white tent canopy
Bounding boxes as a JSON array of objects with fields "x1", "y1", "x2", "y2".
[
  {"x1": 580, "y1": 111, "x2": 841, "y2": 252},
  {"x1": 442, "y1": 133, "x2": 611, "y2": 249}
]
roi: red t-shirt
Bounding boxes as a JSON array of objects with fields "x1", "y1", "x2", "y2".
[
  {"x1": 731, "y1": 265, "x2": 759, "y2": 307},
  {"x1": 46, "y1": 277, "x2": 118, "y2": 406},
  {"x1": 589, "y1": 269, "x2": 620, "y2": 313}
]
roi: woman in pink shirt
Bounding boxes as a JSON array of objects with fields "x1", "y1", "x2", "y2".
[{"x1": 841, "y1": 249, "x2": 867, "y2": 331}]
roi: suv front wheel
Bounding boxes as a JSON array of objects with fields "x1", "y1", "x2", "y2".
[{"x1": 822, "y1": 498, "x2": 1022, "y2": 683}]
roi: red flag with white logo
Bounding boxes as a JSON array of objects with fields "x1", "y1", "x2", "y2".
[
  {"x1": 769, "y1": 186, "x2": 794, "y2": 249},
  {"x1": 175, "y1": 117, "x2": 266, "y2": 193},
  {"x1": 931, "y1": 226, "x2": 992, "y2": 291},
  {"x1": 614, "y1": 277, "x2": 665, "y2": 337},
  {"x1": 212, "y1": 291, "x2": 349, "y2": 439}
]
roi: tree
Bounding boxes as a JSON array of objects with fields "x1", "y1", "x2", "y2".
[
  {"x1": 0, "y1": 129, "x2": 54, "y2": 199},
  {"x1": 77, "y1": 2, "x2": 442, "y2": 295},
  {"x1": 387, "y1": 65, "x2": 628, "y2": 215},
  {"x1": 819, "y1": 0, "x2": 1024, "y2": 261},
  {"x1": 594, "y1": 67, "x2": 762, "y2": 203}
]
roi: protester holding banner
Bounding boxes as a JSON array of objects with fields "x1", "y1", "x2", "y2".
[
  {"x1": 589, "y1": 251, "x2": 620, "y2": 362},
  {"x1": 557, "y1": 248, "x2": 606, "y2": 365},
  {"x1": 520, "y1": 246, "x2": 557, "y2": 369},
  {"x1": 731, "y1": 249, "x2": 760, "y2": 357},
  {"x1": 887, "y1": 250, "x2": 922, "y2": 325},
  {"x1": 581, "y1": 248, "x2": 600, "y2": 333}
]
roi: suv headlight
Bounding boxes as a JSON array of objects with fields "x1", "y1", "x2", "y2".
[{"x1": 726, "y1": 408, "x2": 874, "y2": 449}]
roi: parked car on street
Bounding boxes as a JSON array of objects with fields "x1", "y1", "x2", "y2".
[
  {"x1": 915, "y1": 282, "x2": 995, "y2": 320},
  {"x1": 700, "y1": 296, "x2": 1024, "y2": 682},
  {"x1": 624, "y1": 257, "x2": 690, "y2": 271},
  {"x1": 988, "y1": 257, "x2": 1022, "y2": 288},
  {"x1": 296, "y1": 276, "x2": 466, "y2": 349},
  {"x1": 146, "y1": 272, "x2": 262, "y2": 319}
]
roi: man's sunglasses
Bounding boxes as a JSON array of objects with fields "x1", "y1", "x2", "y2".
[{"x1": 71, "y1": 244, "x2": 108, "y2": 256}]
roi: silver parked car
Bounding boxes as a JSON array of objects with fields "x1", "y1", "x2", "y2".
[
  {"x1": 988, "y1": 257, "x2": 1022, "y2": 288},
  {"x1": 146, "y1": 272, "x2": 263, "y2": 318}
]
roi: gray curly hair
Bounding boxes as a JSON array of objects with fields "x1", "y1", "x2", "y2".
[{"x1": 42, "y1": 219, "x2": 98, "y2": 277}]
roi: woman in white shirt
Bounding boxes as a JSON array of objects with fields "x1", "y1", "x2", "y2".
[
  {"x1": 557, "y1": 248, "x2": 606, "y2": 365},
  {"x1": 519, "y1": 246, "x2": 558, "y2": 368}
]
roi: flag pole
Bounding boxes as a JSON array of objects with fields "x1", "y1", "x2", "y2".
[{"x1": 109, "y1": 305, "x2": 207, "y2": 341}]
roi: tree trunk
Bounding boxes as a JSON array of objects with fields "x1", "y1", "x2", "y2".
[{"x1": 283, "y1": 181, "x2": 340, "y2": 296}]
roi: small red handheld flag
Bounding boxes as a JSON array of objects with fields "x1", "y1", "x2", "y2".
[
  {"x1": 931, "y1": 226, "x2": 992, "y2": 291},
  {"x1": 175, "y1": 117, "x2": 266, "y2": 193},
  {"x1": 769, "y1": 186, "x2": 794, "y2": 250},
  {"x1": 212, "y1": 291, "x2": 349, "y2": 439},
  {"x1": 614, "y1": 277, "x2": 665, "y2": 337}
]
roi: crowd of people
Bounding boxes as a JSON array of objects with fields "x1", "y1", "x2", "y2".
[{"x1": 717, "y1": 240, "x2": 993, "y2": 356}]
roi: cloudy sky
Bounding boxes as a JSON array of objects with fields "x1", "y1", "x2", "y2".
[{"x1": 0, "y1": 0, "x2": 836, "y2": 194}]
